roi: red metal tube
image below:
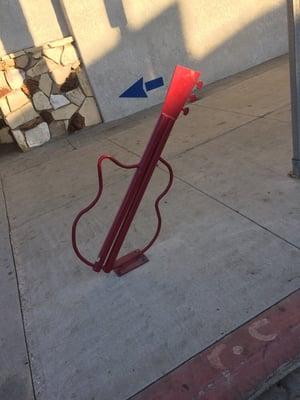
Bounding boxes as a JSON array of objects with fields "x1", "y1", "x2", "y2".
[
  {"x1": 102, "y1": 115, "x2": 175, "y2": 272},
  {"x1": 72, "y1": 65, "x2": 202, "y2": 275}
]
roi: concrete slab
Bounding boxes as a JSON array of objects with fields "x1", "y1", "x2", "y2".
[
  {"x1": 1, "y1": 55, "x2": 299, "y2": 400},
  {"x1": 267, "y1": 104, "x2": 292, "y2": 123},
  {"x1": 0, "y1": 179, "x2": 34, "y2": 400},
  {"x1": 172, "y1": 117, "x2": 300, "y2": 248},
  {"x1": 0, "y1": 138, "x2": 73, "y2": 178},
  {"x1": 2, "y1": 138, "x2": 138, "y2": 229},
  {"x1": 197, "y1": 61, "x2": 290, "y2": 117},
  {"x1": 8, "y1": 169, "x2": 300, "y2": 400},
  {"x1": 108, "y1": 104, "x2": 256, "y2": 160}
]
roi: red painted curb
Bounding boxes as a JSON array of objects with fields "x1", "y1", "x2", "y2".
[{"x1": 130, "y1": 290, "x2": 300, "y2": 400}]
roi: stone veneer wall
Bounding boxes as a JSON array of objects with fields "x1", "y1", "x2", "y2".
[{"x1": 0, "y1": 36, "x2": 102, "y2": 151}]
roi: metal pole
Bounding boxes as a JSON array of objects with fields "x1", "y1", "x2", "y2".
[{"x1": 287, "y1": 0, "x2": 300, "y2": 177}]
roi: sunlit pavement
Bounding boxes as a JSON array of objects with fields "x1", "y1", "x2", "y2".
[{"x1": 1, "y1": 54, "x2": 299, "y2": 400}]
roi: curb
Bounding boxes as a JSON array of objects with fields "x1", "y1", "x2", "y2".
[{"x1": 130, "y1": 290, "x2": 300, "y2": 400}]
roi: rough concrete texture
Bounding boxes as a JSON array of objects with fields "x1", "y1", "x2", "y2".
[
  {"x1": 130, "y1": 290, "x2": 300, "y2": 400},
  {"x1": 60, "y1": 0, "x2": 288, "y2": 121},
  {"x1": 0, "y1": 55, "x2": 299, "y2": 400},
  {"x1": 0, "y1": 180, "x2": 34, "y2": 400},
  {"x1": 258, "y1": 368, "x2": 300, "y2": 400}
]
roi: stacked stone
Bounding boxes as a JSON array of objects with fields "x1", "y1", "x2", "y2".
[{"x1": 0, "y1": 36, "x2": 102, "y2": 151}]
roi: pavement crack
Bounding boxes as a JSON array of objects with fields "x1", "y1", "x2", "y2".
[{"x1": 0, "y1": 176, "x2": 37, "y2": 400}]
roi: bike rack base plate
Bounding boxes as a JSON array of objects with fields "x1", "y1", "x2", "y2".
[{"x1": 113, "y1": 250, "x2": 149, "y2": 276}]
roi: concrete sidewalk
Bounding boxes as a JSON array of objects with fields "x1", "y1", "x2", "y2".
[{"x1": 0, "y1": 54, "x2": 299, "y2": 400}]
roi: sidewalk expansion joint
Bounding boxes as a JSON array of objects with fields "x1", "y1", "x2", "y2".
[
  {"x1": 194, "y1": 103, "x2": 260, "y2": 118},
  {"x1": 107, "y1": 115, "x2": 261, "y2": 159},
  {"x1": 107, "y1": 134, "x2": 300, "y2": 251},
  {"x1": 0, "y1": 176, "x2": 37, "y2": 400},
  {"x1": 174, "y1": 175, "x2": 300, "y2": 252},
  {"x1": 65, "y1": 137, "x2": 77, "y2": 150},
  {"x1": 195, "y1": 101, "x2": 291, "y2": 123}
]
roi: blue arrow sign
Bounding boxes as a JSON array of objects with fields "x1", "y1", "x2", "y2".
[
  {"x1": 145, "y1": 77, "x2": 164, "y2": 92},
  {"x1": 119, "y1": 76, "x2": 164, "y2": 98},
  {"x1": 119, "y1": 77, "x2": 147, "y2": 98}
]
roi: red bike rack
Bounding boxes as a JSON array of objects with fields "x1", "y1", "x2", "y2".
[{"x1": 72, "y1": 65, "x2": 203, "y2": 276}]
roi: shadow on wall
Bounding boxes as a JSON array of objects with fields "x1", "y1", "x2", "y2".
[
  {"x1": 0, "y1": 0, "x2": 34, "y2": 56},
  {"x1": 50, "y1": 0, "x2": 69, "y2": 37},
  {"x1": 0, "y1": 1, "x2": 103, "y2": 152},
  {"x1": 0, "y1": 0, "x2": 288, "y2": 152},
  {"x1": 74, "y1": 0, "x2": 287, "y2": 122},
  {"x1": 0, "y1": 0, "x2": 69, "y2": 56},
  {"x1": 103, "y1": 0, "x2": 128, "y2": 31}
]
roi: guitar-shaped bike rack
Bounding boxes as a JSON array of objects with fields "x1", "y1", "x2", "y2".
[{"x1": 72, "y1": 65, "x2": 203, "y2": 276}]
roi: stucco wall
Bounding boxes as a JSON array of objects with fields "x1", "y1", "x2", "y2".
[
  {"x1": 60, "y1": 0, "x2": 288, "y2": 122},
  {"x1": 0, "y1": 0, "x2": 69, "y2": 57}
]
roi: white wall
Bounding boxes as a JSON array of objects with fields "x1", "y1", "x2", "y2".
[
  {"x1": 1, "y1": 1, "x2": 288, "y2": 122},
  {"x1": 0, "y1": 0, "x2": 69, "y2": 56},
  {"x1": 61, "y1": 0, "x2": 288, "y2": 122}
]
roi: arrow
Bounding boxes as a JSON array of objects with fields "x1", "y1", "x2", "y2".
[
  {"x1": 119, "y1": 78, "x2": 147, "y2": 98},
  {"x1": 119, "y1": 76, "x2": 164, "y2": 98},
  {"x1": 145, "y1": 77, "x2": 164, "y2": 92}
]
